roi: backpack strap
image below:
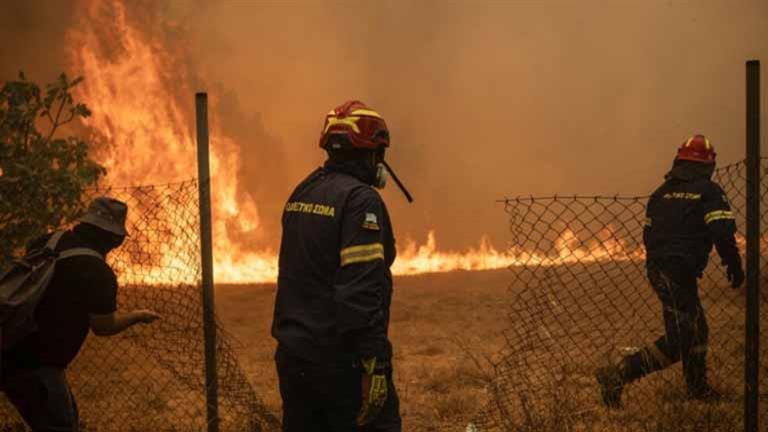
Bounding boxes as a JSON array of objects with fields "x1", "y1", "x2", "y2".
[
  {"x1": 58, "y1": 248, "x2": 104, "y2": 261},
  {"x1": 44, "y1": 231, "x2": 104, "y2": 261},
  {"x1": 44, "y1": 231, "x2": 67, "y2": 251}
]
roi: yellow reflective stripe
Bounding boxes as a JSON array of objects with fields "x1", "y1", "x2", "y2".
[
  {"x1": 707, "y1": 215, "x2": 736, "y2": 224},
  {"x1": 704, "y1": 209, "x2": 731, "y2": 219},
  {"x1": 340, "y1": 243, "x2": 385, "y2": 266},
  {"x1": 349, "y1": 108, "x2": 382, "y2": 118},
  {"x1": 704, "y1": 210, "x2": 733, "y2": 223},
  {"x1": 341, "y1": 251, "x2": 385, "y2": 266},
  {"x1": 341, "y1": 243, "x2": 384, "y2": 256},
  {"x1": 704, "y1": 210, "x2": 735, "y2": 224},
  {"x1": 324, "y1": 116, "x2": 360, "y2": 134}
]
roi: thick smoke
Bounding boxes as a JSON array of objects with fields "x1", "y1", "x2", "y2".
[
  {"x1": 2, "y1": 1, "x2": 767, "y2": 251},
  {"x1": 0, "y1": 1, "x2": 76, "y2": 80}
]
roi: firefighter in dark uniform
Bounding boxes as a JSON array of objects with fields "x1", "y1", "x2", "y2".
[
  {"x1": 596, "y1": 134, "x2": 745, "y2": 407},
  {"x1": 272, "y1": 100, "x2": 403, "y2": 431}
]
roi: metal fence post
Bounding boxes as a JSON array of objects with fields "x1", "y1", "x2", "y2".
[
  {"x1": 745, "y1": 59, "x2": 760, "y2": 432},
  {"x1": 196, "y1": 92, "x2": 220, "y2": 432}
]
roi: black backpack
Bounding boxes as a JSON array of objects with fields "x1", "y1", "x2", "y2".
[{"x1": 0, "y1": 231, "x2": 103, "y2": 352}]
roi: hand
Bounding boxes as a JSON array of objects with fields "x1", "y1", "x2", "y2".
[
  {"x1": 356, "y1": 358, "x2": 388, "y2": 426},
  {"x1": 726, "y1": 264, "x2": 745, "y2": 289},
  {"x1": 134, "y1": 309, "x2": 162, "y2": 324}
]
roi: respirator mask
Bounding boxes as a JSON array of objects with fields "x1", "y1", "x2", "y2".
[
  {"x1": 375, "y1": 163, "x2": 388, "y2": 189},
  {"x1": 375, "y1": 154, "x2": 413, "y2": 203}
]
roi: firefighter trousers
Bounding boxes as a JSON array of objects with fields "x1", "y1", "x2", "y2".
[
  {"x1": 620, "y1": 257, "x2": 710, "y2": 392},
  {"x1": 275, "y1": 345, "x2": 402, "y2": 432},
  {"x1": 1, "y1": 366, "x2": 79, "y2": 432}
]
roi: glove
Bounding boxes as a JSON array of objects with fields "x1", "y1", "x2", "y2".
[
  {"x1": 726, "y1": 262, "x2": 745, "y2": 288},
  {"x1": 356, "y1": 357, "x2": 388, "y2": 426}
]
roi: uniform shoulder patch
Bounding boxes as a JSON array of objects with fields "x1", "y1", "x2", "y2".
[{"x1": 362, "y1": 212, "x2": 380, "y2": 231}]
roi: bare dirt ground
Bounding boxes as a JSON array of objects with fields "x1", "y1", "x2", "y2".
[{"x1": 216, "y1": 269, "x2": 511, "y2": 432}]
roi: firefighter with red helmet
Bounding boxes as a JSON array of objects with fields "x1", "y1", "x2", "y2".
[
  {"x1": 272, "y1": 101, "x2": 407, "y2": 431},
  {"x1": 596, "y1": 134, "x2": 745, "y2": 407}
]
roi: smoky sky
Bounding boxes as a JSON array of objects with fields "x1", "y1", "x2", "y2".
[
  {"x1": 2, "y1": 0, "x2": 767, "y2": 251},
  {"x1": 0, "y1": 1, "x2": 75, "y2": 80}
]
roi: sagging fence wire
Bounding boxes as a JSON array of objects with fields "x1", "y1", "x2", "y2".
[{"x1": 473, "y1": 159, "x2": 768, "y2": 431}]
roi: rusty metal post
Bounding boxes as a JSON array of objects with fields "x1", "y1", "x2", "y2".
[
  {"x1": 196, "y1": 92, "x2": 219, "y2": 432},
  {"x1": 745, "y1": 59, "x2": 760, "y2": 432}
]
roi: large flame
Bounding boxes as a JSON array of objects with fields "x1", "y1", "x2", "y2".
[
  {"x1": 65, "y1": 0, "x2": 647, "y2": 285},
  {"x1": 68, "y1": 0, "x2": 279, "y2": 283}
]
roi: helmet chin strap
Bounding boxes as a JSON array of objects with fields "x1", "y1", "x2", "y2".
[{"x1": 381, "y1": 160, "x2": 414, "y2": 203}]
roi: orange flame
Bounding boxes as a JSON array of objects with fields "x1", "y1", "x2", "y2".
[
  {"x1": 66, "y1": 0, "x2": 646, "y2": 285},
  {"x1": 68, "y1": 0, "x2": 278, "y2": 283}
]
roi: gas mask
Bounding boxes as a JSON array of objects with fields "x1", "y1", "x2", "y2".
[
  {"x1": 370, "y1": 145, "x2": 413, "y2": 202},
  {"x1": 375, "y1": 163, "x2": 388, "y2": 189}
]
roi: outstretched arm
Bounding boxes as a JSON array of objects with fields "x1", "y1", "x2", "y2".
[{"x1": 89, "y1": 309, "x2": 161, "y2": 337}]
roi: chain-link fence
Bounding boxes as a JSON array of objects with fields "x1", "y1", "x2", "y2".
[
  {"x1": 473, "y1": 159, "x2": 767, "y2": 431},
  {"x1": 0, "y1": 180, "x2": 279, "y2": 431}
]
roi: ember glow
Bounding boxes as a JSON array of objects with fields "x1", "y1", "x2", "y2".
[{"x1": 64, "y1": 0, "x2": 646, "y2": 285}]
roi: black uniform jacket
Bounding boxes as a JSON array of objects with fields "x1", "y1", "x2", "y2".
[
  {"x1": 272, "y1": 161, "x2": 396, "y2": 365},
  {"x1": 643, "y1": 168, "x2": 739, "y2": 275}
]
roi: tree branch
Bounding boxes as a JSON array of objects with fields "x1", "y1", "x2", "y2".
[
  {"x1": 45, "y1": 109, "x2": 55, "y2": 126},
  {"x1": 46, "y1": 94, "x2": 67, "y2": 143},
  {"x1": 59, "y1": 110, "x2": 76, "y2": 127}
]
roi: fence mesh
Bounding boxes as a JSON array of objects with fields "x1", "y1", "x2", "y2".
[
  {"x1": 0, "y1": 180, "x2": 279, "y2": 431},
  {"x1": 473, "y1": 159, "x2": 768, "y2": 431}
]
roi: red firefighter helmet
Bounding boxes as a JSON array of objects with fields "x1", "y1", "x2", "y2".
[
  {"x1": 676, "y1": 134, "x2": 716, "y2": 164},
  {"x1": 319, "y1": 100, "x2": 390, "y2": 151}
]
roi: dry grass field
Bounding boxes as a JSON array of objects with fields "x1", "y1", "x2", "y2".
[
  {"x1": 216, "y1": 269, "x2": 511, "y2": 432},
  {"x1": 2, "y1": 268, "x2": 765, "y2": 431},
  {"x1": 217, "y1": 268, "x2": 768, "y2": 432}
]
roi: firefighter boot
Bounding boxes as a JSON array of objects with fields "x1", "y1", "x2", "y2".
[
  {"x1": 595, "y1": 358, "x2": 642, "y2": 408},
  {"x1": 684, "y1": 351, "x2": 723, "y2": 402},
  {"x1": 596, "y1": 347, "x2": 667, "y2": 408}
]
